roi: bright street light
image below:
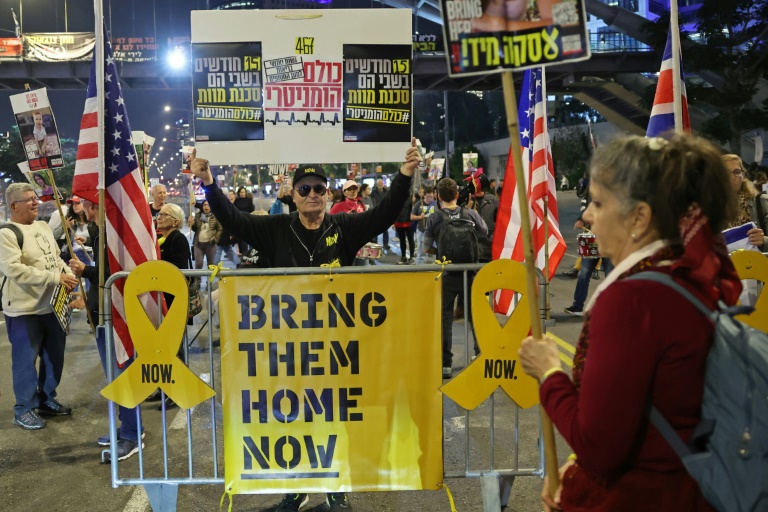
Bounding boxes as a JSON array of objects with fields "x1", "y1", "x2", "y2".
[
  {"x1": 164, "y1": 105, "x2": 171, "y2": 112},
  {"x1": 165, "y1": 125, "x2": 170, "y2": 130}
]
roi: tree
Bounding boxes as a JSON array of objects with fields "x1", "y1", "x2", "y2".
[{"x1": 550, "y1": 127, "x2": 592, "y2": 185}]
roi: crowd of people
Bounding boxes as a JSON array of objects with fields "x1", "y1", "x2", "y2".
[{"x1": 1, "y1": 133, "x2": 766, "y2": 511}]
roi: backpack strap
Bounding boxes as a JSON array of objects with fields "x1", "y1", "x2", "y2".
[
  {"x1": 627, "y1": 271, "x2": 721, "y2": 461},
  {"x1": 0, "y1": 223, "x2": 24, "y2": 311}
]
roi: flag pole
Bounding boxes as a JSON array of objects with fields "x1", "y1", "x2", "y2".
[
  {"x1": 670, "y1": 0, "x2": 683, "y2": 132},
  {"x1": 501, "y1": 70, "x2": 560, "y2": 494},
  {"x1": 95, "y1": 0, "x2": 105, "y2": 327}
]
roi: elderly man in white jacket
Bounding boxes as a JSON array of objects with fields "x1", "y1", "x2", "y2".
[{"x1": 0, "y1": 183, "x2": 78, "y2": 430}]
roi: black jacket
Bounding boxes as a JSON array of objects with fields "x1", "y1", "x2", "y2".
[
  {"x1": 205, "y1": 172, "x2": 412, "y2": 267},
  {"x1": 81, "y1": 223, "x2": 108, "y2": 319}
]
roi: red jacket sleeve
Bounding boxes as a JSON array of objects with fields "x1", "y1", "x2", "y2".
[{"x1": 541, "y1": 279, "x2": 712, "y2": 479}]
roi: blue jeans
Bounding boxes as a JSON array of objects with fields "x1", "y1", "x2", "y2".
[
  {"x1": 571, "y1": 258, "x2": 614, "y2": 310},
  {"x1": 6, "y1": 313, "x2": 66, "y2": 416},
  {"x1": 95, "y1": 326, "x2": 141, "y2": 441}
]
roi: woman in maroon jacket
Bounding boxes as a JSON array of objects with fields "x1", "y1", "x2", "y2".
[{"x1": 519, "y1": 134, "x2": 742, "y2": 512}]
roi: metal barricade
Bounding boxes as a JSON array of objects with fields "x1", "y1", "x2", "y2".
[{"x1": 102, "y1": 264, "x2": 549, "y2": 512}]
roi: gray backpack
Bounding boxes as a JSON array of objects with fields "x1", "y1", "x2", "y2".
[{"x1": 628, "y1": 272, "x2": 768, "y2": 512}]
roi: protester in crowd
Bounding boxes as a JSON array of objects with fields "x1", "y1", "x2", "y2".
[
  {"x1": 359, "y1": 183, "x2": 374, "y2": 210},
  {"x1": 330, "y1": 180, "x2": 365, "y2": 214},
  {"x1": 149, "y1": 183, "x2": 167, "y2": 237},
  {"x1": 410, "y1": 185, "x2": 436, "y2": 264},
  {"x1": 233, "y1": 186, "x2": 255, "y2": 255},
  {"x1": 0, "y1": 183, "x2": 78, "y2": 430},
  {"x1": 276, "y1": 178, "x2": 297, "y2": 213},
  {"x1": 68, "y1": 198, "x2": 145, "y2": 461},
  {"x1": 722, "y1": 154, "x2": 767, "y2": 306},
  {"x1": 394, "y1": 192, "x2": 415, "y2": 264},
  {"x1": 723, "y1": 154, "x2": 767, "y2": 249},
  {"x1": 188, "y1": 200, "x2": 222, "y2": 271},
  {"x1": 489, "y1": 178, "x2": 498, "y2": 197},
  {"x1": 216, "y1": 190, "x2": 239, "y2": 265},
  {"x1": 153, "y1": 202, "x2": 191, "y2": 411},
  {"x1": 424, "y1": 178, "x2": 487, "y2": 379},
  {"x1": 470, "y1": 174, "x2": 499, "y2": 262},
  {"x1": 371, "y1": 178, "x2": 390, "y2": 250},
  {"x1": 189, "y1": 140, "x2": 420, "y2": 512},
  {"x1": 519, "y1": 134, "x2": 740, "y2": 512}
]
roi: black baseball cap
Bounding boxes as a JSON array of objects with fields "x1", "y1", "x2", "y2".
[{"x1": 293, "y1": 164, "x2": 327, "y2": 186}]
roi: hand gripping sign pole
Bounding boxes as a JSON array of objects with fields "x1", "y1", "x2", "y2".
[
  {"x1": 47, "y1": 169, "x2": 95, "y2": 334},
  {"x1": 501, "y1": 71, "x2": 560, "y2": 494}
]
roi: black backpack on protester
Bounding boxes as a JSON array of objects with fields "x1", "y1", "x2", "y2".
[
  {"x1": 0, "y1": 224, "x2": 24, "y2": 312},
  {"x1": 436, "y1": 207, "x2": 479, "y2": 264}
]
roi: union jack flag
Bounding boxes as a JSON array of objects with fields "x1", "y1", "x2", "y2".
[
  {"x1": 72, "y1": 27, "x2": 161, "y2": 365},
  {"x1": 647, "y1": 29, "x2": 690, "y2": 137},
  {"x1": 492, "y1": 68, "x2": 566, "y2": 315}
]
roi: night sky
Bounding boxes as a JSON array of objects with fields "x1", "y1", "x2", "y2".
[{"x1": 0, "y1": 0, "x2": 205, "y2": 153}]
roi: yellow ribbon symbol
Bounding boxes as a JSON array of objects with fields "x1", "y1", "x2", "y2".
[
  {"x1": 321, "y1": 258, "x2": 340, "y2": 279},
  {"x1": 101, "y1": 260, "x2": 216, "y2": 409},
  {"x1": 208, "y1": 261, "x2": 224, "y2": 283},
  {"x1": 441, "y1": 259, "x2": 540, "y2": 410},
  {"x1": 732, "y1": 250, "x2": 768, "y2": 333},
  {"x1": 433, "y1": 256, "x2": 451, "y2": 280}
]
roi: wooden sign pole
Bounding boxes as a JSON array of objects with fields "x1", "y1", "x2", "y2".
[{"x1": 500, "y1": 71, "x2": 560, "y2": 494}]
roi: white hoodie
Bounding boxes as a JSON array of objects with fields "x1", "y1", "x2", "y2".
[{"x1": 0, "y1": 220, "x2": 74, "y2": 316}]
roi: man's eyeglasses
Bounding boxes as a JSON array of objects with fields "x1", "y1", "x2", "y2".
[
  {"x1": 295, "y1": 184, "x2": 327, "y2": 197},
  {"x1": 156, "y1": 212, "x2": 171, "y2": 218},
  {"x1": 14, "y1": 197, "x2": 37, "y2": 205}
]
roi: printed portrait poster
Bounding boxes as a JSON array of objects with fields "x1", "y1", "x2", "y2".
[
  {"x1": 10, "y1": 88, "x2": 64, "y2": 172},
  {"x1": 18, "y1": 162, "x2": 62, "y2": 203},
  {"x1": 428, "y1": 158, "x2": 445, "y2": 181},
  {"x1": 462, "y1": 152, "x2": 478, "y2": 175},
  {"x1": 440, "y1": 0, "x2": 591, "y2": 76},
  {"x1": 192, "y1": 42, "x2": 264, "y2": 142},
  {"x1": 343, "y1": 44, "x2": 412, "y2": 143}
]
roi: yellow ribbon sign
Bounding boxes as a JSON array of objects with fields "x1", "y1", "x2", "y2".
[
  {"x1": 101, "y1": 260, "x2": 216, "y2": 409},
  {"x1": 732, "y1": 250, "x2": 768, "y2": 333},
  {"x1": 441, "y1": 259, "x2": 540, "y2": 410}
]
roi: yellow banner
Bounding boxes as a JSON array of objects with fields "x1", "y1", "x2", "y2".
[{"x1": 220, "y1": 272, "x2": 443, "y2": 494}]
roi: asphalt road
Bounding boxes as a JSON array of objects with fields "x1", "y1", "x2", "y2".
[{"x1": 0, "y1": 190, "x2": 593, "y2": 512}]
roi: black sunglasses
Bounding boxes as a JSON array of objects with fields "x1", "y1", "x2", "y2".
[{"x1": 295, "y1": 184, "x2": 328, "y2": 197}]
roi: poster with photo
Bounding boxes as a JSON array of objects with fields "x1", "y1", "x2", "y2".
[
  {"x1": 428, "y1": 158, "x2": 445, "y2": 181},
  {"x1": 192, "y1": 42, "x2": 264, "y2": 142},
  {"x1": 462, "y1": 152, "x2": 478, "y2": 175},
  {"x1": 440, "y1": 0, "x2": 590, "y2": 76},
  {"x1": 343, "y1": 44, "x2": 412, "y2": 143},
  {"x1": 10, "y1": 88, "x2": 64, "y2": 171},
  {"x1": 18, "y1": 162, "x2": 62, "y2": 203}
]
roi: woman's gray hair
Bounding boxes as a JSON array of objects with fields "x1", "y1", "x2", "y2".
[
  {"x1": 164, "y1": 203, "x2": 185, "y2": 229},
  {"x1": 589, "y1": 134, "x2": 736, "y2": 238},
  {"x1": 6, "y1": 182, "x2": 35, "y2": 205}
]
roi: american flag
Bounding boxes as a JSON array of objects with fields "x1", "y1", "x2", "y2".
[
  {"x1": 492, "y1": 68, "x2": 566, "y2": 315},
  {"x1": 646, "y1": 29, "x2": 690, "y2": 137},
  {"x1": 72, "y1": 29, "x2": 161, "y2": 365}
]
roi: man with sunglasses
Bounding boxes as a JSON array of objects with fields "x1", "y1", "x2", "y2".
[
  {"x1": 0, "y1": 183, "x2": 78, "y2": 430},
  {"x1": 189, "y1": 142, "x2": 419, "y2": 512}
]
